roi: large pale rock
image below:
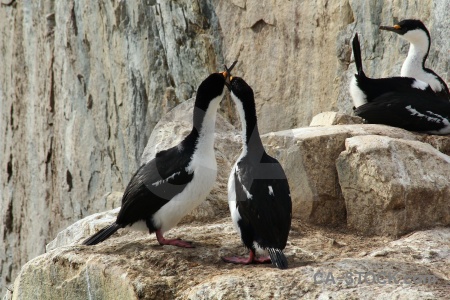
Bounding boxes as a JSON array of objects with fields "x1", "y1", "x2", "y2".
[
  {"x1": 336, "y1": 135, "x2": 450, "y2": 236},
  {"x1": 10, "y1": 218, "x2": 450, "y2": 299},
  {"x1": 46, "y1": 199, "x2": 122, "y2": 252},
  {"x1": 261, "y1": 124, "x2": 423, "y2": 225},
  {"x1": 310, "y1": 111, "x2": 364, "y2": 126}
]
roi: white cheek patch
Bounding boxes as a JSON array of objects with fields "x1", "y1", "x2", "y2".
[{"x1": 411, "y1": 79, "x2": 429, "y2": 91}]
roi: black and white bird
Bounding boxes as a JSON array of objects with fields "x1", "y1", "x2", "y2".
[
  {"x1": 350, "y1": 33, "x2": 450, "y2": 135},
  {"x1": 349, "y1": 33, "x2": 436, "y2": 108},
  {"x1": 380, "y1": 19, "x2": 450, "y2": 101},
  {"x1": 83, "y1": 71, "x2": 230, "y2": 248},
  {"x1": 222, "y1": 76, "x2": 292, "y2": 269}
]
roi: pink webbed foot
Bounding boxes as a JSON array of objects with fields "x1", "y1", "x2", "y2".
[
  {"x1": 155, "y1": 230, "x2": 194, "y2": 248},
  {"x1": 222, "y1": 256, "x2": 254, "y2": 265},
  {"x1": 253, "y1": 256, "x2": 271, "y2": 264},
  {"x1": 222, "y1": 251, "x2": 271, "y2": 265}
]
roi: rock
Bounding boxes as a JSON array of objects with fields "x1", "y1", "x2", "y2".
[
  {"x1": 261, "y1": 124, "x2": 422, "y2": 225},
  {"x1": 10, "y1": 219, "x2": 450, "y2": 299},
  {"x1": 310, "y1": 111, "x2": 364, "y2": 126},
  {"x1": 141, "y1": 98, "x2": 241, "y2": 223},
  {"x1": 46, "y1": 206, "x2": 121, "y2": 252},
  {"x1": 418, "y1": 134, "x2": 450, "y2": 157},
  {"x1": 336, "y1": 135, "x2": 450, "y2": 236}
]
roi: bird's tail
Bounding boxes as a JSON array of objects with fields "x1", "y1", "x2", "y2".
[
  {"x1": 82, "y1": 223, "x2": 120, "y2": 246},
  {"x1": 268, "y1": 248, "x2": 288, "y2": 270},
  {"x1": 352, "y1": 33, "x2": 365, "y2": 76}
]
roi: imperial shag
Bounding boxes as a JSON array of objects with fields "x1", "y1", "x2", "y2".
[
  {"x1": 83, "y1": 70, "x2": 233, "y2": 247},
  {"x1": 349, "y1": 33, "x2": 437, "y2": 108},
  {"x1": 222, "y1": 75, "x2": 292, "y2": 269},
  {"x1": 350, "y1": 33, "x2": 450, "y2": 135}
]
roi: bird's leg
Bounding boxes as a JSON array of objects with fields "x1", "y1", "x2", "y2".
[
  {"x1": 155, "y1": 229, "x2": 194, "y2": 248},
  {"x1": 222, "y1": 250, "x2": 271, "y2": 265}
]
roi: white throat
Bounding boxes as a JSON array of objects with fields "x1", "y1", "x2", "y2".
[
  {"x1": 401, "y1": 29, "x2": 430, "y2": 78},
  {"x1": 188, "y1": 92, "x2": 224, "y2": 171},
  {"x1": 231, "y1": 92, "x2": 248, "y2": 159}
]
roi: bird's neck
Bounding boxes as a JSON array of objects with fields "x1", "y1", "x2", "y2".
[
  {"x1": 234, "y1": 98, "x2": 265, "y2": 160},
  {"x1": 401, "y1": 37, "x2": 430, "y2": 76},
  {"x1": 191, "y1": 97, "x2": 221, "y2": 152}
]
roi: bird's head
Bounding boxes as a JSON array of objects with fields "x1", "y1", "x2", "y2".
[
  {"x1": 194, "y1": 61, "x2": 238, "y2": 111},
  {"x1": 380, "y1": 19, "x2": 430, "y2": 44},
  {"x1": 229, "y1": 76, "x2": 254, "y2": 104}
]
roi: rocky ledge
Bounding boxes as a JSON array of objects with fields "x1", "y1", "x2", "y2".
[
  {"x1": 6, "y1": 217, "x2": 450, "y2": 299},
  {"x1": 5, "y1": 108, "x2": 450, "y2": 299}
]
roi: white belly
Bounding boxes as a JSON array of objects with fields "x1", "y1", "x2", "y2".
[
  {"x1": 228, "y1": 164, "x2": 242, "y2": 235},
  {"x1": 152, "y1": 154, "x2": 217, "y2": 233}
]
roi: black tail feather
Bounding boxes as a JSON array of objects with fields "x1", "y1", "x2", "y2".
[
  {"x1": 268, "y1": 248, "x2": 288, "y2": 270},
  {"x1": 82, "y1": 223, "x2": 121, "y2": 246},
  {"x1": 352, "y1": 33, "x2": 364, "y2": 76}
]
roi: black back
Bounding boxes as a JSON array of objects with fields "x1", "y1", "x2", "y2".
[
  {"x1": 355, "y1": 90, "x2": 450, "y2": 133},
  {"x1": 116, "y1": 134, "x2": 197, "y2": 229},
  {"x1": 234, "y1": 153, "x2": 292, "y2": 251}
]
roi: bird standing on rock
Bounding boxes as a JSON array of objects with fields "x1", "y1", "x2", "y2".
[
  {"x1": 380, "y1": 19, "x2": 450, "y2": 101},
  {"x1": 350, "y1": 33, "x2": 450, "y2": 135},
  {"x1": 222, "y1": 72, "x2": 292, "y2": 269},
  {"x1": 83, "y1": 68, "x2": 234, "y2": 248},
  {"x1": 349, "y1": 33, "x2": 436, "y2": 109}
]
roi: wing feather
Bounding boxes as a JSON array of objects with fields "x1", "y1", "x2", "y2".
[{"x1": 116, "y1": 144, "x2": 194, "y2": 226}]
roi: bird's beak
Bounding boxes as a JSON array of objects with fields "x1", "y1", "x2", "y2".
[
  {"x1": 222, "y1": 71, "x2": 231, "y2": 89},
  {"x1": 379, "y1": 24, "x2": 401, "y2": 33},
  {"x1": 223, "y1": 60, "x2": 238, "y2": 90}
]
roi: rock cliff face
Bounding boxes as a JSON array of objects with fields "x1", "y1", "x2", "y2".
[
  {"x1": 1, "y1": 0, "x2": 224, "y2": 292},
  {"x1": 1, "y1": 0, "x2": 449, "y2": 297}
]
